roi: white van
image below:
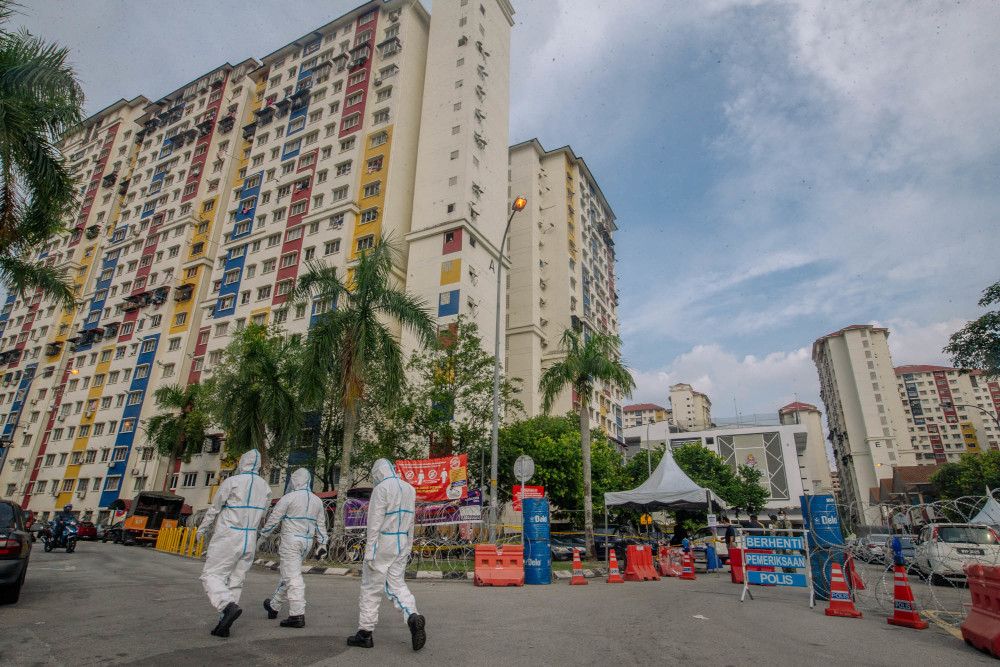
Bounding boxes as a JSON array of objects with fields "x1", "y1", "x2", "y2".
[{"x1": 914, "y1": 523, "x2": 1000, "y2": 584}]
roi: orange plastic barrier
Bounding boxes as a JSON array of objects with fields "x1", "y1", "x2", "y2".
[
  {"x1": 473, "y1": 544, "x2": 525, "y2": 587},
  {"x1": 962, "y1": 563, "x2": 1000, "y2": 657},
  {"x1": 845, "y1": 553, "x2": 865, "y2": 590},
  {"x1": 658, "y1": 546, "x2": 683, "y2": 577},
  {"x1": 624, "y1": 545, "x2": 660, "y2": 582}
]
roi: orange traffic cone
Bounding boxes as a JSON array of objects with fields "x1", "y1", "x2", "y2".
[
  {"x1": 606, "y1": 548, "x2": 624, "y2": 583},
  {"x1": 569, "y1": 548, "x2": 588, "y2": 585},
  {"x1": 825, "y1": 563, "x2": 862, "y2": 618},
  {"x1": 846, "y1": 553, "x2": 865, "y2": 590},
  {"x1": 680, "y1": 549, "x2": 697, "y2": 580},
  {"x1": 887, "y1": 564, "x2": 929, "y2": 629}
]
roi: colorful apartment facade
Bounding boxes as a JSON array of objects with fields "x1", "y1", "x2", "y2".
[
  {"x1": 506, "y1": 140, "x2": 624, "y2": 442},
  {"x1": 0, "y1": 0, "x2": 523, "y2": 521}
]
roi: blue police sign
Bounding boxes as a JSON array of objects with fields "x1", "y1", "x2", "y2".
[{"x1": 748, "y1": 571, "x2": 808, "y2": 587}]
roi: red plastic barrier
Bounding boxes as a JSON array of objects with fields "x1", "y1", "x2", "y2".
[
  {"x1": 729, "y1": 547, "x2": 745, "y2": 583},
  {"x1": 962, "y1": 562, "x2": 1000, "y2": 657},
  {"x1": 624, "y1": 544, "x2": 660, "y2": 581},
  {"x1": 473, "y1": 544, "x2": 524, "y2": 587},
  {"x1": 658, "y1": 547, "x2": 683, "y2": 577}
]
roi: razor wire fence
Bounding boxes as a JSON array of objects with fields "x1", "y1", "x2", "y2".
[{"x1": 807, "y1": 493, "x2": 1000, "y2": 628}]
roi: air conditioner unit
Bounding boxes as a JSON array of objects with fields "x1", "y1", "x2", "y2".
[
  {"x1": 76, "y1": 489, "x2": 86, "y2": 499},
  {"x1": 131, "y1": 469, "x2": 140, "y2": 476},
  {"x1": 85, "y1": 410, "x2": 94, "y2": 418},
  {"x1": 57, "y1": 414, "x2": 66, "y2": 422}
]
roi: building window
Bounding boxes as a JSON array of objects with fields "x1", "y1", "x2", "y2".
[{"x1": 360, "y1": 207, "x2": 378, "y2": 224}]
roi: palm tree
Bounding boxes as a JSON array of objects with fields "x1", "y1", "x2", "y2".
[
  {"x1": 0, "y1": 5, "x2": 83, "y2": 306},
  {"x1": 538, "y1": 328, "x2": 635, "y2": 556},
  {"x1": 144, "y1": 382, "x2": 211, "y2": 490},
  {"x1": 293, "y1": 236, "x2": 436, "y2": 539},
  {"x1": 208, "y1": 323, "x2": 303, "y2": 473}
]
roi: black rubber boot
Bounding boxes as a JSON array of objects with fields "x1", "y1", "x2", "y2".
[
  {"x1": 263, "y1": 599, "x2": 278, "y2": 620},
  {"x1": 346, "y1": 629, "x2": 374, "y2": 648},
  {"x1": 280, "y1": 615, "x2": 305, "y2": 628},
  {"x1": 408, "y1": 613, "x2": 426, "y2": 651},
  {"x1": 211, "y1": 602, "x2": 242, "y2": 637}
]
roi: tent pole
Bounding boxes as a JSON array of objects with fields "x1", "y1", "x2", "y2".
[{"x1": 604, "y1": 507, "x2": 608, "y2": 563}]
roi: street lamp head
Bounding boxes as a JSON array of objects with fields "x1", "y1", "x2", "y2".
[{"x1": 512, "y1": 197, "x2": 527, "y2": 212}]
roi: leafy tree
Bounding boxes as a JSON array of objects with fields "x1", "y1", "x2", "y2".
[
  {"x1": 494, "y1": 415, "x2": 626, "y2": 526},
  {"x1": 0, "y1": 5, "x2": 83, "y2": 306},
  {"x1": 293, "y1": 237, "x2": 436, "y2": 538},
  {"x1": 143, "y1": 382, "x2": 211, "y2": 489},
  {"x1": 944, "y1": 280, "x2": 1000, "y2": 379},
  {"x1": 403, "y1": 316, "x2": 522, "y2": 465},
  {"x1": 931, "y1": 450, "x2": 1000, "y2": 500},
  {"x1": 538, "y1": 328, "x2": 635, "y2": 558},
  {"x1": 208, "y1": 323, "x2": 303, "y2": 473},
  {"x1": 730, "y1": 463, "x2": 769, "y2": 516}
]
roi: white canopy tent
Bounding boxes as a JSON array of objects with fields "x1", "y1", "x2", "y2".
[
  {"x1": 604, "y1": 445, "x2": 727, "y2": 512},
  {"x1": 971, "y1": 488, "x2": 1000, "y2": 527}
]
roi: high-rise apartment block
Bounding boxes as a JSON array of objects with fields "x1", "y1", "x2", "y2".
[
  {"x1": 506, "y1": 140, "x2": 623, "y2": 441},
  {"x1": 669, "y1": 383, "x2": 712, "y2": 431},
  {"x1": 0, "y1": 0, "x2": 531, "y2": 524},
  {"x1": 778, "y1": 401, "x2": 834, "y2": 496},
  {"x1": 622, "y1": 403, "x2": 668, "y2": 429},
  {"x1": 813, "y1": 323, "x2": 1000, "y2": 523}
]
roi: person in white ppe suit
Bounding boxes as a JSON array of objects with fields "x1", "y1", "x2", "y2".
[
  {"x1": 260, "y1": 468, "x2": 328, "y2": 628},
  {"x1": 347, "y1": 458, "x2": 426, "y2": 651},
  {"x1": 196, "y1": 449, "x2": 272, "y2": 637}
]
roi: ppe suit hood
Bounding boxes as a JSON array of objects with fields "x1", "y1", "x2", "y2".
[
  {"x1": 290, "y1": 468, "x2": 311, "y2": 490},
  {"x1": 237, "y1": 449, "x2": 262, "y2": 474},
  {"x1": 371, "y1": 458, "x2": 395, "y2": 485}
]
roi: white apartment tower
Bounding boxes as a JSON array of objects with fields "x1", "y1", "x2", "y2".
[
  {"x1": 669, "y1": 383, "x2": 712, "y2": 431},
  {"x1": 778, "y1": 402, "x2": 834, "y2": 496},
  {"x1": 506, "y1": 140, "x2": 624, "y2": 442},
  {"x1": 812, "y1": 325, "x2": 917, "y2": 523}
]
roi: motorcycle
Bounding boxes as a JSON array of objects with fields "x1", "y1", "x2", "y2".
[
  {"x1": 42, "y1": 518, "x2": 78, "y2": 553},
  {"x1": 102, "y1": 522, "x2": 123, "y2": 544}
]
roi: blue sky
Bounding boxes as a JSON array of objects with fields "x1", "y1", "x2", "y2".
[{"x1": 24, "y1": 0, "x2": 1000, "y2": 419}]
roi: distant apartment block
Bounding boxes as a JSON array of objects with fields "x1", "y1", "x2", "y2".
[{"x1": 622, "y1": 403, "x2": 668, "y2": 429}]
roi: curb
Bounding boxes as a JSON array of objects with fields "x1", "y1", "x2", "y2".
[
  {"x1": 553, "y1": 568, "x2": 607, "y2": 580},
  {"x1": 253, "y1": 559, "x2": 610, "y2": 580},
  {"x1": 253, "y1": 559, "x2": 475, "y2": 580}
]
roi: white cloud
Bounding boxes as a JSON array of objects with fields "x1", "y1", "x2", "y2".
[{"x1": 631, "y1": 343, "x2": 817, "y2": 417}]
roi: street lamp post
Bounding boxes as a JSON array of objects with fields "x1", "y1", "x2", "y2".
[
  {"x1": 489, "y1": 196, "x2": 527, "y2": 542},
  {"x1": 645, "y1": 422, "x2": 652, "y2": 476}
]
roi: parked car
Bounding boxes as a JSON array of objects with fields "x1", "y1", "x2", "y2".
[
  {"x1": 914, "y1": 523, "x2": 1000, "y2": 584},
  {"x1": 880, "y1": 535, "x2": 916, "y2": 564},
  {"x1": 690, "y1": 525, "x2": 741, "y2": 565},
  {"x1": 77, "y1": 521, "x2": 97, "y2": 541},
  {"x1": 0, "y1": 499, "x2": 33, "y2": 604},
  {"x1": 857, "y1": 533, "x2": 892, "y2": 562},
  {"x1": 550, "y1": 537, "x2": 581, "y2": 561}
]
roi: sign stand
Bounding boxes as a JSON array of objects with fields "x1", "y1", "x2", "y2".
[{"x1": 740, "y1": 528, "x2": 815, "y2": 608}]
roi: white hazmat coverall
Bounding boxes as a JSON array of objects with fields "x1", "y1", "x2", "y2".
[
  {"x1": 359, "y1": 458, "x2": 419, "y2": 631},
  {"x1": 197, "y1": 449, "x2": 272, "y2": 612},
  {"x1": 260, "y1": 468, "x2": 328, "y2": 617}
]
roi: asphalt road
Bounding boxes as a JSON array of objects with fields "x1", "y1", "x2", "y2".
[{"x1": 0, "y1": 540, "x2": 991, "y2": 666}]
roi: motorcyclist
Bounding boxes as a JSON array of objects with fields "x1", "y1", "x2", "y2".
[
  {"x1": 52, "y1": 504, "x2": 75, "y2": 544},
  {"x1": 347, "y1": 459, "x2": 426, "y2": 651},
  {"x1": 196, "y1": 450, "x2": 271, "y2": 638},
  {"x1": 260, "y1": 468, "x2": 328, "y2": 628}
]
